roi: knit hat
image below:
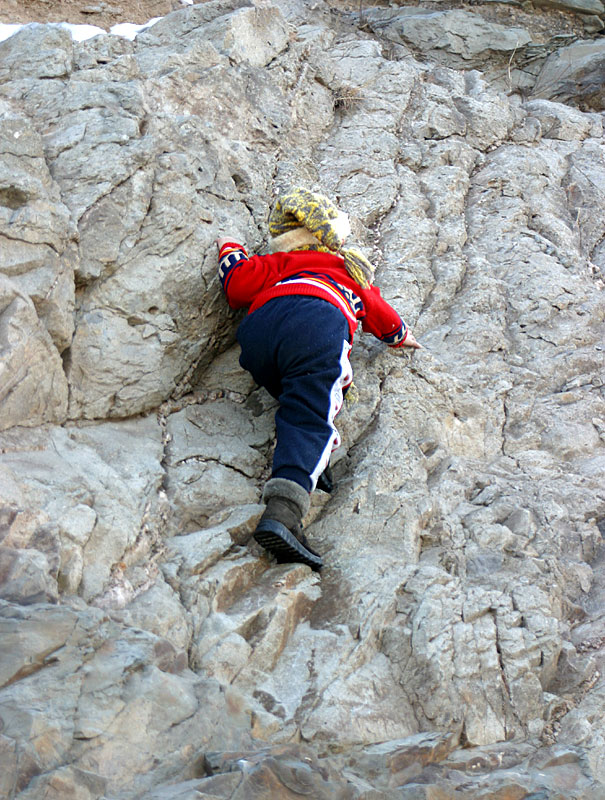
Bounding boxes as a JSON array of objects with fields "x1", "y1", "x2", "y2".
[{"x1": 268, "y1": 187, "x2": 375, "y2": 288}]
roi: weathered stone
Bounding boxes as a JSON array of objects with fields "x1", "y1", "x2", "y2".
[
  {"x1": 362, "y1": 8, "x2": 531, "y2": 69},
  {"x1": 139, "y1": 773, "x2": 243, "y2": 800},
  {"x1": 1, "y1": 1, "x2": 605, "y2": 798},
  {"x1": 535, "y1": 0, "x2": 605, "y2": 14},
  {"x1": 0, "y1": 25, "x2": 74, "y2": 83},
  {"x1": 110, "y1": 575, "x2": 191, "y2": 652},
  {"x1": 0, "y1": 601, "x2": 256, "y2": 797},
  {"x1": 0, "y1": 277, "x2": 69, "y2": 430},
  {"x1": 134, "y1": 0, "x2": 255, "y2": 49},
  {"x1": 354, "y1": 732, "x2": 459, "y2": 787},
  {"x1": 0, "y1": 418, "x2": 165, "y2": 601},
  {"x1": 523, "y1": 98, "x2": 602, "y2": 140},
  {"x1": 1, "y1": 20, "x2": 290, "y2": 421},
  {"x1": 199, "y1": 6, "x2": 290, "y2": 68},
  {"x1": 0, "y1": 733, "x2": 18, "y2": 798},
  {"x1": 165, "y1": 505, "x2": 263, "y2": 580},
  {"x1": 532, "y1": 39, "x2": 605, "y2": 110},
  {"x1": 0, "y1": 108, "x2": 76, "y2": 351},
  {"x1": 193, "y1": 744, "x2": 363, "y2": 799},
  {"x1": 15, "y1": 767, "x2": 108, "y2": 800},
  {"x1": 0, "y1": 602, "x2": 76, "y2": 688},
  {"x1": 0, "y1": 547, "x2": 59, "y2": 605}
]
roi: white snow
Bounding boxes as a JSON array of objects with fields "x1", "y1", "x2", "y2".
[
  {"x1": 0, "y1": 23, "x2": 21, "y2": 42},
  {"x1": 59, "y1": 22, "x2": 107, "y2": 41},
  {"x1": 109, "y1": 18, "x2": 163, "y2": 40},
  {"x1": 0, "y1": 16, "x2": 164, "y2": 45}
]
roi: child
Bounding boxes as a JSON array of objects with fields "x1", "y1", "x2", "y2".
[{"x1": 217, "y1": 188, "x2": 420, "y2": 571}]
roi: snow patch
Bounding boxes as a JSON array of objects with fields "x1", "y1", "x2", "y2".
[
  {"x1": 109, "y1": 18, "x2": 163, "y2": 40},
  {"x1": 60, "y1": 22, "x2": 107, "y2": 41},
  {"x1": 0, "y1": 23, "x2": 21, "y2": 43},
  {"x1": 0, "y1": 17, "x2": 163, "y2": 44}
]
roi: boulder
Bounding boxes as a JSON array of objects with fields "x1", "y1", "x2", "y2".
[
  {"x1": 362, "y1": 8, "x2": 532, "y2": 69},
  {"x1": 532, "y1": 39, "x2": 605, "y2": 110}
]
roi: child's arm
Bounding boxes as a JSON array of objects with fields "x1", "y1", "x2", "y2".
[
  {"x1": 216, "y1": 237, "x2": 290, "y2": 310},
  {"x1": 360, "y1": 284, "x2": 422, "y2": 349},
  {"x1": 217, "y1": 238, "x2": 249, "y2": 304}
]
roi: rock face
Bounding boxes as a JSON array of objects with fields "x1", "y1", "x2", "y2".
[
  {"x1": 533, "y1": 39, "x2": 605, "y2": 110},
  {"x1": 362, "y1": 6, "x2": 533, "y2": 69},
  {"x1": 1, "y1": 0, "x2": 604, "y2": 798}
]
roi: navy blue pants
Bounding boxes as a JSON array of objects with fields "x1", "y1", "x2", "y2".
[{"x1": 237, "y1": 296, "x2": 352, "y2": 493}]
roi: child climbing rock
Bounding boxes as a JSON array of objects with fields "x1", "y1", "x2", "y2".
[{"x1": 217, "y1": 188, "x2": 421, "y2": 571}]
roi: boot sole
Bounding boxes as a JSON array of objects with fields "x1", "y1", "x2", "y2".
[{"x1": 254, "y1": 519, "x2": 323, "y2": 571}]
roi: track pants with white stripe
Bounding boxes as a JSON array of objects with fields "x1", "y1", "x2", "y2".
[{"x1": 237, "y1": 295, "x2": 352, "y2": 493}]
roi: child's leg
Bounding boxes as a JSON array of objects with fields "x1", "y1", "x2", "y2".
[
  {"x1": 272, "y1": 334, "x2": 351, "y2": 491},
  {"x1": 237, "y1": 310, "x2": 283, "y2": 400},
  {"x1": 238, "y1": 295, "x2": 351, "y2": 492}
]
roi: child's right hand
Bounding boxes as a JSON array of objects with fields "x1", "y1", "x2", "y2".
[{"x1": 216, "y1": 237, "x2": 234, "y2": 250}]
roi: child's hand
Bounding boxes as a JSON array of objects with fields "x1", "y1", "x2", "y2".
[
  {"x1": 216, "y1": 237, "x2": 234, "y2": 250},
  {"x1": 401, "y1": 331, "x2": 422, "y2": 349}
]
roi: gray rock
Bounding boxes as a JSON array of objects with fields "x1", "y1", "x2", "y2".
[
  {"x1": 134, "y1": 0, "x2": 255, "y2": 48},
  {"x1": 0, "y1": 108, "x2": 76, "y2": 353},
  {"x1": 141, "y1": 744, "x2": 362, "y2": 799},
  {"x1": 532, "y1": 39, "x2": 605, "y2": 110},
  {"x1": 351, "y1": 732, "x2": 459, "y2": 788},
  {"x1": 15, "y1": 767, "x2": 108, "y2": 800},
  {"x1": 0, "y1": 25, "x2": 74, "y2": 83},
  {"x1": 0, "y1": 418, "x2": 165, "y2": 601},
  {"x1": 0, "y1": 108, "x2": 75, "y2": 368},
  {"x1": 523, "y1": 97, "x2": 601, "y2": 140},
  {"x1": 110, "y1": 575, "x2": 192, "y2": 652},
  {"x1": 582, "y1": 14, "x2": 605, "y2": 33},
  {"x1": 363, "y1": 8, "x2": 532, "y2": 69},
  {"x1": 0, "y1": 547, "x2": 58, "y2": 605},
  {"x1": 1, "y1": 2, "x2": 605, "y2": 798},
  {"x1": 199, "y1": 5, "x2": 290, "y2": 68},
  {"x1": 0, "y1": 599, "x2": 258, "y2": 795},
  {"x1": 0, "y1": 17, "x2": 291, "y2": 421},
  {"x1": 535, "y1": 0, "x2": 605, "y2": 14},
  {"x1": 0, "y1": 277, "x2": 69, "y2": 430}
]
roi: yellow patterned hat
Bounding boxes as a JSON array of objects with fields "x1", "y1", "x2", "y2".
[{"x1": 268, "y1": 188, "x2": 375, "y2": 288}]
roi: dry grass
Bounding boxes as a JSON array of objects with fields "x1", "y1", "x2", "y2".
[{"x1": 333, "y1": 84, "x2": 365, "y2": 111}]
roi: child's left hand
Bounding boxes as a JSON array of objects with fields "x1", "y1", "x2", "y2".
[
  {"x1": 401, "y1": 331, "x2": 422, "y2": 349},
  {"x1": 216, "y1": 237, "x2": 235, "y2": 250}
]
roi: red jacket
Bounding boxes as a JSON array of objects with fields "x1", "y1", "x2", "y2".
[{"x1": 218, "y1": 244, "x2": 408, "y2": 346}]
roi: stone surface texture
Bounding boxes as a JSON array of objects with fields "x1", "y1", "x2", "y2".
[{"x1": 0, "y1": 0, "x2": 604, "y2": 797}]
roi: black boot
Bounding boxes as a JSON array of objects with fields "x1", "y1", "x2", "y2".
[
  {"x1": 254, "y1": 478, "x2": 323, "y2": 571},
  {"x1": 316, "y1": 464, "x2": 334, "y2": 493}
]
